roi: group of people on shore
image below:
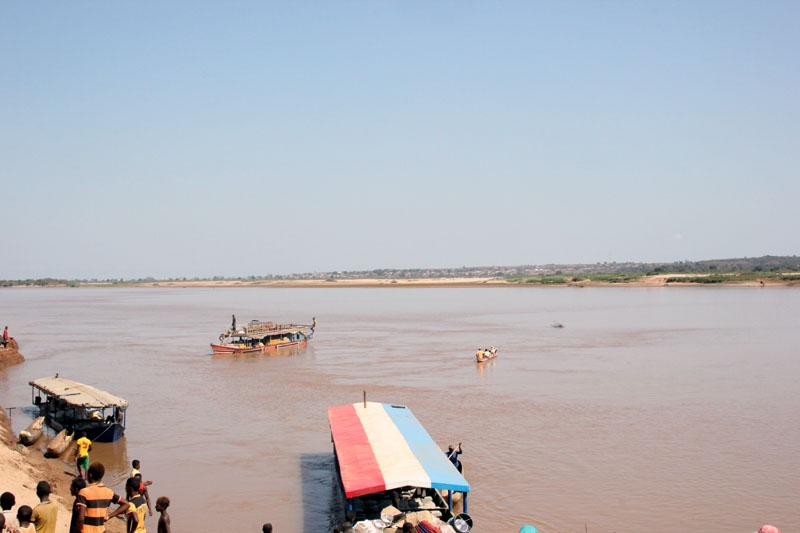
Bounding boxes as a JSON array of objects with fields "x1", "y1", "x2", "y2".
[
  {"x1": 2, "y1": 481, "x2": 56, "y2": 533},
  {"x1": 71, "y1": 428, "x2": 171, "y2": 533},
  {"x1": 1, "y1": 454, "x2": 171, "y2": 533}
]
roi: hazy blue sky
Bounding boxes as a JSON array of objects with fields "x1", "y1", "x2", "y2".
[{"x1": 2, "y1": 2, "x2": 798, "y2": 279}]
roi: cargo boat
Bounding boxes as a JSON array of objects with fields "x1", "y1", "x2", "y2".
[
  {"x1": 29, "y1": 376, "x2": 128, "y2": 443},
  {"x1": 210, "y1": 318, "x2": 315, "y2": 356}
]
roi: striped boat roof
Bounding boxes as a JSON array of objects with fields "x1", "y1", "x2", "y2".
[{"x1": 328, "y1": 402, "x2": 470, "y2": 498}]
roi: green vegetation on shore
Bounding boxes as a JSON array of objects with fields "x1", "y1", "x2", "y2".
[
  {"x1": 1, "y1": 255, "x2": 798, "y2": 287},
  {"x1": 505, "y1": 273, "x2": 646, "y2": 285}
]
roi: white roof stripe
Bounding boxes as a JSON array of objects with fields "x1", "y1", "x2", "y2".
[{"x1": 356, "y1": 403, "x2": 430, "y2": 489}]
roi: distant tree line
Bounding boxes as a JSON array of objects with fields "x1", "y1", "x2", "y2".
[{"x1": 1, "y1": 255, "x2": 798, "y2": 287}]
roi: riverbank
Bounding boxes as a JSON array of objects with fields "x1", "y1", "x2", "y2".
[
  {"x1": 77, "y1": 274, "x2": 797, "y2": 288},
  {"x1": 0, "y1": 409, "x2": 125, "y2": 533}
]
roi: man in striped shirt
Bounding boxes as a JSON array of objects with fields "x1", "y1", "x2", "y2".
[{"x1": 75, "y1": 463, "x2": 130, "y2": 533}]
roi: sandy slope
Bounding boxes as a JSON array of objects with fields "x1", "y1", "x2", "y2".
[{"x1": 0, "y1": 409, "x2": 125, "y2": 533}]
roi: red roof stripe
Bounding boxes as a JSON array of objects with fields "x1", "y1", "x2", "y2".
[{"x1": 327, "y1": 404, "x2": 386, "y2": 498}]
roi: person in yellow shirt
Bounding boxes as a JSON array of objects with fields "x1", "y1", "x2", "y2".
[
  {"x1": 124, "y1": 477, "x2": 146, "y2": 533},
  {"x1": 75, "y1": 432, "x2": 92, "y2": 480},
  {"x1": 32, "y1": 481, "x2": 57, "y2": 533}
]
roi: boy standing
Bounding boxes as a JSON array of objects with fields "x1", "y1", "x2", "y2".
[
  {"x1": 124, "y1": 478, "x2": 146, "y2": 533},
  {"x1": 31, "y1": 481, "x2": 57, "y2": 533},
  {"x1": 1, "y1": 491, "x2": 16, "y2": 532},
  {"x1": 68, "y1": 478, "x2": 86, "y2": 533},
  {"x1": 16, "y1": 506, "x2": 34, "y2": 533},
  {"x1": 75, "y1": 462, "x2": 129, "y2": 533},
  {"x1": 75, "y1": 432, "x2": 92, "y2": 480},
  {"x1": 155, "y1": 497, "x2": 170, "y2": 533}
]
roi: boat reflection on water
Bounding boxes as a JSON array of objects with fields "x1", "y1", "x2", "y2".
[
  {"x1": 42, "y1": 435, "x2": 130, "y2": 487},
  {"x1": 87, "y1": 437, "x2": 131, "y2": 487}
]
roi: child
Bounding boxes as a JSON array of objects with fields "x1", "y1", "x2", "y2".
[
  {"x1": 69, "y1": 477, "x2": 86, "y2": 533},
  {"x1": 75, "y1": 431, "x2": 92, "y2": 480},
  {"x1": 16, "y1": 505, "x2": 34, "y2": 533},
  {"x1": 155, "y1": 497, "x2": 170, "y2": 533},
  {"x1": 1, "y1": 491, "x2": 16, "y2": 532},
  {"x1": 125, "y1": 477, "x2": 147, "y2": 533},
  {"x1": 131, "y1": 460, "x2": 153, "y2": 516}
]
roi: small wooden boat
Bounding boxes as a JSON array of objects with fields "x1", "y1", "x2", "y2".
[
  {"x1": 19, "y1": 416, "x2": 45, "y2": 445},
  {"x1": 46, "y1": 428, "x2": 74, "y2": 457},
  {"x1": 475, "y1": 347, "x2": 498, "y2": 363}
]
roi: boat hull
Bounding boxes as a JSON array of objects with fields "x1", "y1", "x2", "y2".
[
  {"x1": 45, "y1": 417, "x2": 126, "y2": 443},
  {"x1": 19, "y1": 416, "x2": 45, "y2": 446},
  {"x1": 476, "y1": 352, "x2": 498, "y2": 363},
  {"x1": 46, "y1": 428, "x2": 74, "y2": 457},
  {"x1": 211, "y1": 338, "x2": 307, "y2": 356}
]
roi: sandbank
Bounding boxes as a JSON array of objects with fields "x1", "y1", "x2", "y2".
[{"x1": 0, "y1": 409, "x2": 125, "y2": 533}]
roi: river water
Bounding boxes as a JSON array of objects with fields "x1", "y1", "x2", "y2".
[{"x1": 0, "y1": 286, "x2": 797, "y2": 532}]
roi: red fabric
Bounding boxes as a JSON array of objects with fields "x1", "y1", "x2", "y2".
[
  {"x1": 419, "y1": 520, "x2": 441, "y2": 533},
  {"x1": 327, "y1": 404, "x2": 385, "y2": 498}
]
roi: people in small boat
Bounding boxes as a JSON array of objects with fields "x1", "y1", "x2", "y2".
[
  {"x1": 261, "y1": 523, "x2": 272, "y2": 533},
  {"x1": 476, "y1": 348, "x2": 485, "y2": 360},
  {"x1": 446, "y1": 443, "x2": 463, "y2": 473}
]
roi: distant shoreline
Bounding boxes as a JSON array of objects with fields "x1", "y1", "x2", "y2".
[{"x1": 4, "y1": 274, "x2": 792, "y2": 288}]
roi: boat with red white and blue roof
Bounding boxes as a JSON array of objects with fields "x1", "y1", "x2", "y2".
[{"x1": 328, "y1": 401, "x2": 472, "y2": 531}]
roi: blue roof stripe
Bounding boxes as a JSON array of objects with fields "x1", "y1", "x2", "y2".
[{"x1": 381, "y1": 404, "x2": 470, "y2": 493}]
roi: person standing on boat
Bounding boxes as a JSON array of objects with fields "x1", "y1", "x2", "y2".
[
  {"x1": 2, "y1": 326, "x2": 8, "y2": 348},
  {"x1": 446, "y1": 443, "x2": 463, "y2": 473},
  {"x1": 231, "y1": 315, "x2": 236, "y2": 332},
  {"x1": 75, "y1": 432, "x2": 92, "y2": 480}
]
